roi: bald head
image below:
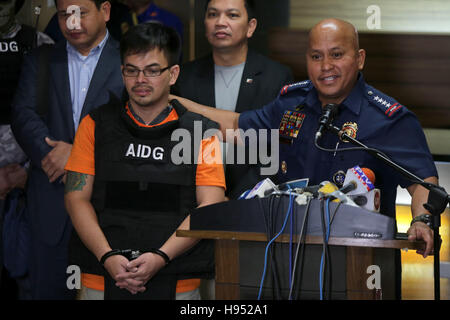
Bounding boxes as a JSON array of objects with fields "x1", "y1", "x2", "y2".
[
  {"x1": 309, "y1": 18, "x2": 360, "y2": 52},
  {"x1": 306, "y1": 18, "x2": 366, "y2": 106}
]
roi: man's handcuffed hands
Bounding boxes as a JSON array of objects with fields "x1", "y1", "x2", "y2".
[{"x1": 104, "y1": 252, "x2": 167, "y2": 295}]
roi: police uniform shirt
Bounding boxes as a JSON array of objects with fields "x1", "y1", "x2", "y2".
[
  {"x1": 238, "y1": 73, "x2": 437, "y2": 218},
  {"x1": 134, "y1": 3, "x2": 183, "y2": 42}
]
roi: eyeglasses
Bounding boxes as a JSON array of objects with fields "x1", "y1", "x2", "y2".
[{"x1": 122, "y1": 66, "x2": 171, "y2": 78}]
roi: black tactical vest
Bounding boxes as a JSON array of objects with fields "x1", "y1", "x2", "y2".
[
  {"x1": 0, "y1": 24, "x2": 35, "y2": 124},
  {"x1": 69, "y1": 97, "x2": 220, "y2": 299}
]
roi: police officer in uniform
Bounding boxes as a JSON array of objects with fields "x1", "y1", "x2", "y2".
[
  {"x1": 64, "y1": 23, "x2": 225, "y2": 299},
  {"x1": 173, "y1": 18, "x2": 439, "y2": 297}
]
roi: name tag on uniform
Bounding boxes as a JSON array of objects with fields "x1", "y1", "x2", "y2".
[
  {"x1": 279, "y1": 110, "x2": 306, "y2": 144},
  {"x1": 124, "y1": 142, "x2": 167, "y2": 163}
]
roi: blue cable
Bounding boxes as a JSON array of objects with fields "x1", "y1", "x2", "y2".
[
  {"x1": 289, "y1": 195, "x2": 294, "y2": 289},
  {"x1": 257, "y1": 192, "x2": 294, "y2": 300},
  {"x1": 319, "y1": 198, "x2": 331, "y2": 300}
]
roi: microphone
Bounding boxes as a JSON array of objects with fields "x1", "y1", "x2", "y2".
[
  {"x1": 318, "y1": 181, "x2": 338, "y2": 195},
  {"x1": 263, "y1": 180, "x2": 320, "y2": 197},
  {"x1": 318, "y1": 181, "x2": 358, "y2": 205},
  {"x1": 340, "y1": 166, "x2": 375, "y2": 195},
  {"x1": 340, "y1": 181, "x2": 357, "y2": 194},
  {"x1": 341, "y1": 166, "x2": 381, "y2": 212},
  {"x1": 315, "y1": 104, "x2": 339, "y2": 140},
  {"x1": 349, "y1": 189, "x2": 381, "y2": 212},
  {"x1": 239, "y1": 178, "x2": 278, "y2": 199}
]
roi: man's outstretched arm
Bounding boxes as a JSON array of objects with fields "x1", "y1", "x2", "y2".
[{"x1": 171, "y1": 95, "x2": 241, "y2": 143}]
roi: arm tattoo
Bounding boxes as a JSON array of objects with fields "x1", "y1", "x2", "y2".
[{"x1": 65, "y1": 171, "x2": 88, "y2": 194}]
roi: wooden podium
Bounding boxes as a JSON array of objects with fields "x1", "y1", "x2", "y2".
[
  {"x1": 177, "y1": 196, "x2": 424, "y2": 300},
  {"x1": 177, "y1": 229, "x2": 423, "y2": 300}
]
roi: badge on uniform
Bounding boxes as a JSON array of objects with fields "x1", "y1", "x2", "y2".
[
  {"x1": 279, "y1": 109, "x2": 306, "y2": 143},
  {"x1": 281, "y1": 160, "x2": 288, "y2": 174},
  {"x1": 332, "y1": 170, "x2": 346, "y2": 188},
  {"x1": 340, "y1": 122, "x2": 358, "y2": 142}
]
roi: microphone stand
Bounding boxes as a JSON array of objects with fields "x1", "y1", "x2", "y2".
[{"x1": 324, "y1": 123, "x2": 449, "y2": 300}]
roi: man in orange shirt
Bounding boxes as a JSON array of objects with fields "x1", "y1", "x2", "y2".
[{"x1": 64, "y1": 22, "x2": 225, "y2": 299}]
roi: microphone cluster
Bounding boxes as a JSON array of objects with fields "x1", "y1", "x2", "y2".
[{"x1": 240, "y1": 165, "x2": 380, "y2": 212}]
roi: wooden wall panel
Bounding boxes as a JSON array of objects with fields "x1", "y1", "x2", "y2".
[
  {"x1": 290, "y1": 0, "x2": 450, "y2": 34},
  {"x1": 268, "y1": 28, "x2": 450, "y2": 129}
]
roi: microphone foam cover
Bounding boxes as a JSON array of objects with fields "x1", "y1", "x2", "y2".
[{"x1": 361, "y1": 167, "x2": 375, "y2": 184}]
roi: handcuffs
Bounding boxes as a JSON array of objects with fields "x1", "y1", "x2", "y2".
[{"x1": 100, "y1": 248, "x2": 170, "y2": 267}]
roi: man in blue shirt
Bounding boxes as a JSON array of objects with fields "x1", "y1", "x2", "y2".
[
  {"x1": 174, "y1": 18, "x2": 438, "y2": 259},
  {"x1": 11, "y1": 0, "x2": 123, "y2": 299}
]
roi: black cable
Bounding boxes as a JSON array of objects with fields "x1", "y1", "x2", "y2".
[
  {"x1": 320, "y1": 198, "x2": 335, "y2": 300},
  {"x1": 319, "y1": 199, "x2": 327, "y2": 299},
  {"x1": 270, "y1": 196, "x2": 284, "y2": 300},
  {"x1": 314, "y1": 136, "x2": 390, "y2": 159},
  {"x1": 262, "y1": 194, "x2": 282, "y2": 300},
  {"x1": 330, "y1": 201, "x2": 342, "y2": 224},
  {"x1": 289, "y1": 196, "x2": 312, "y2": 300},
  {"x1": 326, "y1": 200, "x2": 343, "y2": 299},
  {"x1": 325, "y1": 201, "x2": 332, "y2": 300},
  {"x1": 260, "y1": 196, "x2": 270, "y2": 241},
  {"x1": 261, "y1": 195, "x2": 274, "y2": 300},
  {"x1": 318, "y1": 200, "x2": 343, "y2": 300}
]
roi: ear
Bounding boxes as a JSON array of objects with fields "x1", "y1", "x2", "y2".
[
  {"x1": 246, "y1": 18, "x2": 257, "y2": 38},
  {"x1": 357, "y1": 49, "x2": 366, "y2": 70},
  {"x1": 101, "y1": 1, "x2": 111, "y2": 23},
  {"x1": 169, "y1": 64, "x2": 180, "y2": 86}
]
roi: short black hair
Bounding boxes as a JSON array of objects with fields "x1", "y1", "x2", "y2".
[
  {"x1": 205, "y1": 0, "x2": 256, "y2": 21},
  {"x1": 54, "y1": 0, "x2": 107, "y2": 10},
  {"x1": 120, "y1": 22, "x2": 181, "y2": 66}
]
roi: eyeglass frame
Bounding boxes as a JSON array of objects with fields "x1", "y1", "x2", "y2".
[{"x1": 122, "y1": 65, "x2": 172, "y2": 78}]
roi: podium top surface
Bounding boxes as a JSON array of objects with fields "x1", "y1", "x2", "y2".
[{"x1": 177, "y1": 230, "x2": 424, "y2": 250}]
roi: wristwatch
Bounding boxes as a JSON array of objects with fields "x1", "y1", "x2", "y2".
[{"x1": 410, "y1": 214, "x2": 433, "y2": 228}]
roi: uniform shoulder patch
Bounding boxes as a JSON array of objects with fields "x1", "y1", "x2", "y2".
[
  {"x1": 279, "y1": 80, "x2": 312, "y2": 96},
  {"x1": 366, "y1": 86, "x2": 405, "y2": 118}
]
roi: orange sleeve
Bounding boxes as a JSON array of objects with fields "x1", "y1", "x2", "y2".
[
  {"x1": 65, "y1": 115, "x2": 96, "y2": 175},
  {"x1": 195, "y1": 135, "x2": 226, "y2": 189}
]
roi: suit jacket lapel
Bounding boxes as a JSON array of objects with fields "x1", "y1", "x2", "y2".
[
  {"x1": 235, "y1": 50, "x2": 262, "y2": 113},
  {"x1": 49, "y1": 41, "x2": 75, "y2": 137},
  {"x1": 80, "y1": 36, "x2": 120, "y2": 120}
]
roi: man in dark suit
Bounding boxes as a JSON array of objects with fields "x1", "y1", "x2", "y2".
[
  {"x1": 173, "y1": 0, "x2": 293, "y2": 200},
  {"x1": 11, "y1": 0, "x2": 123, "y2": 299}
]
